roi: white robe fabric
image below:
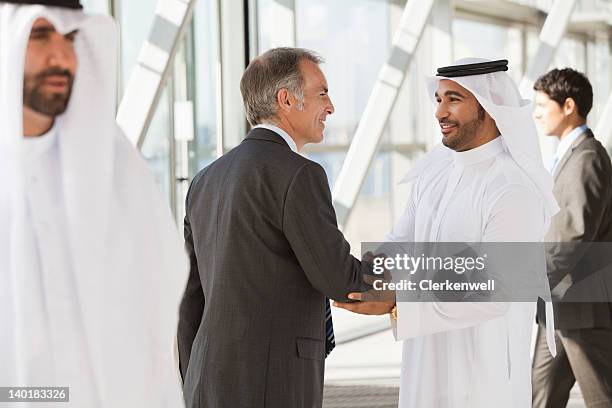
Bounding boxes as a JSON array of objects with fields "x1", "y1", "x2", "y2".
[
  {"x1": 0, "y1": 4, "x2": 187, "y2": 408},
  {"x1": 389, "y1": 136, "x2": 545, "y2": 408}
]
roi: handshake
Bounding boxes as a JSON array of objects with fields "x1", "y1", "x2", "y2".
[{"x1": 334, "y1": 251, "x2": 397, "y2": 316}]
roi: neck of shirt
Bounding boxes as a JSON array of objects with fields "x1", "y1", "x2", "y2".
[
  {"x1": 452, "y1": 136, "x2": 504, "y2": 167},
  {"x1": 253, "y1": 123, "x2": 299, "y2": 153},
  {"x1": 555, "y1": 124, "x2": 588, "y2": 161}
]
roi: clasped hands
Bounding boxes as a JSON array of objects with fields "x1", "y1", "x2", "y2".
[{"x1": 333, "y1": 252, "x2": 396, "y2": 315}]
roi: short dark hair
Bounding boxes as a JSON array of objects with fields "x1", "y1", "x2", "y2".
[{"x1": 533, "y1": 68, "x2": 593, "y2": 118}]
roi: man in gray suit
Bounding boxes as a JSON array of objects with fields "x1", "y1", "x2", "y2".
[
  {"x1": 532, "y1": 68, "x2": 612, "y2": 407},
  {"x1": 177, "y1": 47, "x2": 371, "y2": 408}
]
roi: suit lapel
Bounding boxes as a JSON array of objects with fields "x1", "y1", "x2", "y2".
[{"x1": 553, "y1": 128, "x2": 593, "y2": 181}]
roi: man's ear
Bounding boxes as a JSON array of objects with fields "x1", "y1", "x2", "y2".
[
  {"x1": 276, "y1": 88, "x2": 292, "y2": 114},
  {"x1": 563, "y1": 97, "x2": 577, "y2": 117}
]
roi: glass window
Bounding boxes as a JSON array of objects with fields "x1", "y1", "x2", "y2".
[
  {"x1": 297, "y1": 0, "x2": 392, "y2": 241},
  {"x1": 115, "y1": 0, "x2": 178, "y2": 202},
  {"x1": 190, "y1": 0, "x2": 221, "y2": 176},
  {"x1": 453, "y1": 17, "x2": 524, "y2": 82},
  {"x1": 588, "y1": 37, "x2": 611, "y2": 125},
  {"x1": 140, "y1": 86, "x2": 172, "y2": 200},
  {"x1": 551, "y1": 36, "x2": 586, "y2": 72},
  {"x1": 116, "y1": 0, "x2": 159, "y2": 92},
  {"x1": 295, "y1": 0, "x2": 389, "y2": 145},
  {"x1": 81, "y1": 0, "x2": 176, "y2": 200}
]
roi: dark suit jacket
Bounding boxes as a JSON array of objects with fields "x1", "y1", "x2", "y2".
[
  {"x1": 538, "y1": 128, "x2": 612, "y2": 329},
  {"x1": 177, "y1": 128, "x2": 370, "y2": 408}
]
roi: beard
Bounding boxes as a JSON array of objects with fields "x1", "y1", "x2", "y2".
[
  {"x1": 23, "y1": 67, "x2": 74, "y2": 116},
  {"x1": 441, "y1": 106, "x2": 486, "y2": 151}
]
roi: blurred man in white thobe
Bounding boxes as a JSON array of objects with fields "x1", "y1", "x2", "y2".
[{"x1": 0, "y1": 1, "x2": 187, "y2": 407}]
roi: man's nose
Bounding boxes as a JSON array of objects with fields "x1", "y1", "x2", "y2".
[
  {"x1": 326, "y1": 98, "x2": 335, "y2": 115},
  {"x1": 47, "y1": 39, "x2": 74, "y2": 68},
  {"x1": 435, "y1": 104, "x2": 449, "y2": 121}
]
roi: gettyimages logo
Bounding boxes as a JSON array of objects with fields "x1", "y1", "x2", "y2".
[
  {"x1": 365, "y1": 244, "x2": 495, "y2": 301},
  {"x1": 372, "y1": 253, "x2": 487, "y2": 275}
]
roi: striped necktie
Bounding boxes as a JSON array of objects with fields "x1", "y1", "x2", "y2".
[{"x1": 325, "y1": 298, "x2": 335, "y2": 357}]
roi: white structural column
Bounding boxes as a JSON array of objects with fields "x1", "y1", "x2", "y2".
[
  {"x1": 597, "y1": 93, "x2": 612, "y2": 147},
  {"x1": 172, "y1": 39, "x2": 194, "y2": 223},
  {"x1": 519, "y1": 0, "x2": 577, "y2": 96},
  {"x1": 218, "y1": 0, "x2": 247, "y2": 152},
  {"x1": 117, "y1": 0, "x2": 197, "y2": 148},
  {"x1": 246, "y1": 0, "x2": 260, "y2": 60},
  {"x1": 594, "y1": 33, "x2": 612, "y2": 147},
  {"x1": 331, "y1": 0, "x2": 435, "y2": 228}
]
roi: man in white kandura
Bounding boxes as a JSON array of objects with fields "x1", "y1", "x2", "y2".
[
  {"x1": 335, "y1": 58, "x2": 559, "y2": 408},
  {"x1": 0, "y1": 1, "x2": 187, "y2": 407}
]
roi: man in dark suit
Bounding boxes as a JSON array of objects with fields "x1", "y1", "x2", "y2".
[
  {"x1": 532, "y1": 68, "x2": 612, "y2": 407},
  {"x1": 177, "y1": 47, "x2": 371, "y2": 408}
]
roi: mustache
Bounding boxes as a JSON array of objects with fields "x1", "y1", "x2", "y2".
[
  {"x1": 34, "y1": 67, "x2": 73, "y2": 82},
  {"x1": 439, "y1": 119, "x2": 459, "y2": 126}
]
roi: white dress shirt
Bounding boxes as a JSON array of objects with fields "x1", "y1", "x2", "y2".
[{"x1": 550, "y1": 124, "x2": 588, "y2": 173}]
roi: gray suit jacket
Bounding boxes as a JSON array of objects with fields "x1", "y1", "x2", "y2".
[
  {"x1": 177, "y1": 128, "x2": 370, "y2": 408},
  {"x1": 537, "y1": 128, "x2": 612, "y2": 329}
]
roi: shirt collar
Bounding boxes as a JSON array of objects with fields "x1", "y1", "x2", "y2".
[
  {"x1": 452, "y1": 136, "x2": 504, "y2": 167},
  {"x1": 555, "y1": 124, "x2": 588, "y2": 161},
  {"x1": 252, "y1": 123, "x2": 298, "y2": 153}
]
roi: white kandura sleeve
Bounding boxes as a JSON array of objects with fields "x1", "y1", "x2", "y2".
[
  {"x1": 392, "y1": 184, "x2": 545, "y2": 341},
  {"x1": 386, "y1": 187, "x2": 417, "y2": 243}
]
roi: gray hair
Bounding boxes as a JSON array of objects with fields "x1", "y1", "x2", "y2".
[{"x1": 240, "y1": 47, "x2": 323, "y2": 126}]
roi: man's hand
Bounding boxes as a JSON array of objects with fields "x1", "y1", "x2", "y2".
[
  {"x1": 333, "y1": 261, "x2": 396, "y2": 315},
  {"x1": 333, "y1": 292, "x2": 395, "y2": 315}
]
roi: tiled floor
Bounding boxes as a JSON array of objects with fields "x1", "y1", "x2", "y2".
[
  {"x1": 323, "y1": 384, "x2": 587, "y2": 408},
  {"x1": 323, "y1": 385, "x2": 398, "y2": 408}
]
